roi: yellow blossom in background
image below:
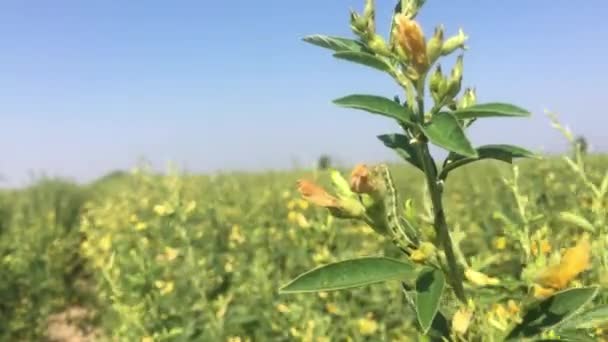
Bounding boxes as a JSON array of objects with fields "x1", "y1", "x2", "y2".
[
  {"x1": 465, "y1": 268, "x2": 500, "y2": 287},
  {"x1": 184, "y1": 200, "x2": 197, "y2": 214},
  {"x1": 313, "y1": 246, "x2": 331, "y2": 264},
  {"x1": 154, "y1": 280, "x2": 174, "y2": 296},
  {"x1": 157, "y1": 246, "x2": 178, "y2": 262},
  {"x1": 141, "y1": 336, "x2": 154, "y2": 342},
  {"x1": 493, "y1": 236, "x2": 507, "y2": 250},
  {"x1": 135, "y1": 222, "x2": 148, "y2": 231},
  {"x1": 325, "y1": 302, "x2": 341, "y2": 315},
  {"x1": 287, "y1": 200, "x2": 297, "y2": 211},
  {"x1": 318, "y1": 292, "x2": 328, "y2": 299},
  {"x1": 357, "y1": 313, "x2": 379, "y2": 336},
  {"x1": 276, "y1": 303, "x2": 290, "y2": 314},
  {"x1": 531, "y1": 239, "x2": 552, "y2": 256},
  {"x1": 536, "y1": 234, "x2": 591, "y2": 291},
  {"x1": 229, "y1": 225, "x2": 246, "y2": 246},
  {"x1": 153, "y1": 204, "x2": 174, "y2": 216},
  {"x1": 99, "y1": 234, "x2": 112, "y2": 252},
  {"x1": 287, "y1": 211, "x2": 298, "y2": 222},
  {"x1": 297, "y1": 199, "x2": 309, "y2": 210},
  {"x1": 452, "y1": 307, "x2": 473, "y2": 335},
  {"x1": 296, "y1": 213, "x2": 310, "y2": 228}
]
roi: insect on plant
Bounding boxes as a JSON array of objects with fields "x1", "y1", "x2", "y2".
[{"x1": 279, "y1": 0, "x2": 607, "y2": 341}]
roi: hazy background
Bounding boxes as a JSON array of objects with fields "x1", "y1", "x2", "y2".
[{"x1": 1, "y1": 1, "x2": 606, "y2": 187}]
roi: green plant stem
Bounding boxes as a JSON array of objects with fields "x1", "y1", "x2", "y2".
[{"x1": 412, "y1": 81, "x2": 467, "y2": 303}]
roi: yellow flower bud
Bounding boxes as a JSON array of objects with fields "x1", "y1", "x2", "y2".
[{"x1": 393, "y1": 14, "x2": 429, "y2": 74}]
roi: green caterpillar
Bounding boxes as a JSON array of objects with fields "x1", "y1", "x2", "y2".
[{"x1": 375, "y1": 164, "x2": 419, "y2": 252}]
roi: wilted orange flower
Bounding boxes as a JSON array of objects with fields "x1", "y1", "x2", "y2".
[
  {"x1": 297, "y1": 180, "x2": 339, "y2": 208},
  {"x1": 394, "y1": 14, "x2": 428, "y2": 72},
  {"x1": 349, "y1": 164, "x2": 375, "y2": 193},
  {"x1": 536, "y1": 234, "x2": 591, "y2": 290}
]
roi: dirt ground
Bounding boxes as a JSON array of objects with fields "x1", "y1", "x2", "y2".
[{"x1": 46, "y1": 306, "x2": 102, "y2": 342}]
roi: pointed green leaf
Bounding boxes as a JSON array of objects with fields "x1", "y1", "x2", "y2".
[
  {"x1": 334, "y1": 94, "x2": 414, "y2": 124},
  {"x1": 333, "y1": 51, "x2": 392, "y2": 73},
  {"x1": 377, "y1": 134, "x2": 424, "y2": 171},
  {"x1": 302, "y1": 35, "x2": 368, "y2": 53},
  {"x1": 557, "y1": 212, "x2": 595, "y2": 233},
  {"x1": 420, "y1": 112, "x2": 477, "y2": 158},
  {"x1": 279, "y1": 257, "x2": 416, "y2": 294},
  {"x1": 440, "y1": 144, "x2": 536, "y2": 178},
  {"x1": 558, "y1": 304, "x2": 608, "y2": 331},
  {"x1": 506, "y1": 286, "x2": 599, "y2": 340},
  {"x1": 454, "y1": 102, "x2": 531, "y2": 119},
  {"x1": 415, "y1": 268, "x2": 445, "y2": 334}
]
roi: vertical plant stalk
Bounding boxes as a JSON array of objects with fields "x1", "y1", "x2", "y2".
[{"x1": 413, "y1": 81, "x2": 467, "y2": 303}]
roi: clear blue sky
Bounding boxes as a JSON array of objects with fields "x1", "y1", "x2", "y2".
[{"x1": 1, "y1": 1, "x2": 607, "y2": 186}]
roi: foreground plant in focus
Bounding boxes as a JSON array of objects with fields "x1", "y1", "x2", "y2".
[{"x1": 279, "y1": 1, "x2": 607, "y2": 340}]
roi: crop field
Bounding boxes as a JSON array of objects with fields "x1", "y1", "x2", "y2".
[
  {"x1": 3, "y1": 0, "x2": 607, "y2": 341},
  {"x1": 1, "y1": 151, "x2": 607, "y2": 341}
]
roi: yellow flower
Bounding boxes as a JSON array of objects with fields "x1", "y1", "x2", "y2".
[
  {"x1": 276, "y1": 303, "x2": 290, "y2": 314},
  {"x1": 157, "y1": 246, "x2": 178, "y2": 262},
  {"x1": 287, "y1": 211, "x2": 298, "y2": 222},
  {"x1": 141, "y1": 337, "x2": 154, "y2": 342},
  {"x1": 357, "y1": 314, "x2": 379, "y2": 336},
  {"x1": 229, "y1": 225, "x2": 246, "y2": 245},
  {"x1": 393, "y1": 14, "x2": 429, "y2": 73},
  {"x1": 153, "y1": 204, "x2": 174, "y2": 216},
  {"x1": 296, "y1": 213, "x2": 310, "y2": 228},
  {"x1": 325, "y1": 302, "x2": 341, "y2": 315},
  {"x1": 465, "y1": 268, "x2": 500, "y2": 286},
  {"x1": 99, "y1": 234, "x2": 112, "y2": 252},
  {"x1": 287, "y1": 200, "x2": 297, "y2": 210},
  {"x1": 184, "y1": 200, "x2": 197, "y2": 214},
  {"x1": 155, "y1": 280, "x2": 174, "y2": 296},
  {"x1": 452, "y1": 307, "x2": 473, "y2": 335},
  {"x1": 135, "y1": 222, "x2": 148, "y2": 231},
  {"x1": 493, "y1": 236, "x2": 507, "y2": 250},
  {"x1": 536, "y1": 234, "x2": 591, "y2": 290},
  {"x1": 318, "y1": 291, "x2": 328, "y2": 299},
  {"x1": 297, "y1": 199, "x2": 309, "y2": 210}
]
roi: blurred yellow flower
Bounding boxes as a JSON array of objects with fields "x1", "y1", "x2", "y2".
[
  {"x1": 357, "y1": 314, "x2": 379, "y2": 336},
  {"x1": 536, "y1": 234, "x2": 591, "y2": 291},
  {"x1": 153, "y1": 204, "x2": 174, "y2": 216},
  {"x1": 141, "y1": 337, "x2": 154, "y2": 342},
  {"x1": 325, "y1": 302, "x2": 341, "y2": 315},
  {"x1": 184, "y1": 200, "x2": 197, "y2": 214},
  {"x1": 154, "y1": 280, "x2": 174, "y2": 296},
  {"x1": 287, "y1": 200, "x2": 297, "y2": 210},
  {"x1": 229, "y1": 225, "x2": 246, "y2": 245},
  {"x1": 493, "y1": 236, "x2": 507, "y2": 250},
  {"x1": 287, "y1": 211, "x2": 298, "y2": 222},
  {"x1": 297, "y1": 199, "x2": 309, "y2": 210},
  {"x1": 99, "y1": 234, "x2": 112, "y2": 252},
  {"x1": 452, "y1": 307, "x2": 473, "y2": 335},
  {"x1": 276, "y1": 303, "x2": 290, "y2": 314},
  {"x1": 135, "y1": 222, "x2": 148, "y2": 231},
  {"x1": 318, "y1": 291, "x2": 328, "y2": 299},
  {"x1": 157, "y1": 246, "x2": 178, "y2": 262},
  {"x1": 465, "y1": 268, "x2": 500, "y2": 287},
  {"x1": 296, "y1": 213, "x2": 310, "y2": 228}
]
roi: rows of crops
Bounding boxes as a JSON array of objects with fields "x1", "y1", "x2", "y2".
[{"x1": 0, "y1": 153, "x2": 606, "y2": 341}]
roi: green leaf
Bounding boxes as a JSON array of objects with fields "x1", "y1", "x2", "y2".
[
  {"x1": 333, "y1": 51, "x2": 392, "y2": 73},
  {"x1": 302, "y1": 35, "x2": 368, "y2": 53},
  {"x1": 440, "y1": 144, "x2": 536, "y2": 178},
  {"x1": 415, "y1": 268, "x2": 445, "y2": 334},
  {"x1": 557, "y1": 304, "x2": 608, "y2": 330},
  {"x1": 279, "y1": 256, "x2": 416, "y2": 294},
  {"x1": 506, "y1": 286, "x2": 599, "y2": 340},
  {"x1": 377, "y1": 134, "x2": 424, "y2": 171},
  {"x1": 558, "y1": 212, "x2": 596, "y2": 233},
  {"x1": 333, "y1": 94, "x2": 414, "y2": 124},
  {"x1": 420, "y1": 112, "x2": 478, "y2": 158},
  {"x1": 454, "y1": 102, "x2": 531, "y2": 119}
]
